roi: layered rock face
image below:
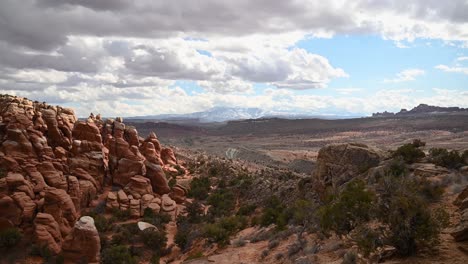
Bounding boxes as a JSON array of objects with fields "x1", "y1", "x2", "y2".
[
  {"x1": 314, "y1": 143, "x2": 383, "y2": 187},
  {"x1": 0, "y1": 95, "x2": 185, "y2": 259}
]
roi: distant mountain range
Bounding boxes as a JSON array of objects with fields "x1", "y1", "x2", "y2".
[
  {"x1": 372, "y1": 104, "x2": 468, "y2": 117},
  {"x1": 127, "y1": 107, "x2": 361, "y2": 123}
]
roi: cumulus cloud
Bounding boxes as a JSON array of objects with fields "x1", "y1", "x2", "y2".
[
  {"x1": 384, "y1": 69, "x2": 426, "y2": 83},
  {"x1": 1, "y1": 0, "x2": 467, "y2": 116},
  {"x1": 435, "y1": 65, "x2": 468, "y2": 75}
]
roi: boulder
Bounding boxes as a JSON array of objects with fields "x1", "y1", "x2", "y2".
[
  {"x1": 147, "y1": 202, "x2": 161, "y2": 214},
  {"x1": 117, "y1": 189, "x2": 129, "y2": 211},
  {"x1": 106, "y1": 192, "x2": 119, "y2": 210},
  {"x1": 137, "y1": 221, "x2": 158, "y2": 231},
  {"x1": 62, "y1": 216, "x2": 100, "y2": 264},
  {"x1": 124, "y1": 175, "x2": 153, "y2": 199},
  {"x1": 161, "y1": 147, "x2": 177, "y2": 166},
  {"x1": 129, "y1": 199, "x2": 140, "y2": 217},
  {"x1": 125, "y1": 127, "x2": 140, "y2": 147},
  {"x1": 72, "y1": 121, "x2": 102, "y2": 143},
  {"x1": 161, "y1": 194, "x2": 176, "y2": 212},
  {"x1": 314, "y1": 143, "x2": 383, "y2": 187},
  {"x1": 170, "y1": 184, "x2": 188, "y2": 204},
  {"x1": 451, "y1": 209, "x2": 468, "y2": 242},
  {"x1": 145, "y1": 161, "x2": 171, "y2": 195},
  {"x1": 113, "y1": 158, "x2": 146, "y2": 187},
  {"x1": 140, "y1": 194, "x2": 155, "y2": 215}
]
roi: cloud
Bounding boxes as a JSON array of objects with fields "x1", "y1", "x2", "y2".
[
  {"x1": 435, "y1": 64, "x2": 468, "y2": 75},
  {"x1": 1, "y1": 1, "x2": 468, "y2": 51},
  {"x1": 384, "y1": 69, "x2": 426, "y2": 83},
  {"x1": 1, "y1": 1, "x2": 467, "y2": 116}
]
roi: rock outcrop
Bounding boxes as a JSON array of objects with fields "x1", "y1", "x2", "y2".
[
  {"x1": 0, "y1": 94, "x2": 188, "y2": 257},
  {"x1": 451, "y1": 186, "x2": 468, "y2": 242},
  {"x1": 62, "y1": 216, "x2": 100, "y2": 263},
  {"x1": 314, "y1": 143, "x2": 383, "y2": 187}
]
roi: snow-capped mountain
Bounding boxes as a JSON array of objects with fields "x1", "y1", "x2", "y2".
[{"x1": 128, "y1": 107, "x2": 266, "y2": 122}]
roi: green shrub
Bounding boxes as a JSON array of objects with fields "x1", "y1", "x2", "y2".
[
  {"x1": 93, "y1": 214, "x2": 114, "y2": 232},
  {"x1": 185, "y1": 201, "x2": 204, "y2": 224},
  {"x1": 0, "y1": 167, "x2": 7, "y2": 179},
  {"x1": 393, "y1": 142, "x2": 425, "y2": 163},
  {"x1": 204, "y1": 223, "x2": 230, "y2": 246},
  {"x1": 318, "y1": 180, "x2": 375, "y2": 236},
  {"x1": 0, "y1": 228, "x2": 22, "y2": 249},
  {"x1": 207, "y1": 189, "x2": 236, "y2": 217},
  {"x1": 376, "y1": 175, "x2": 449, "y2": 256},
  {"x1": 142, "y1": 209, "x2": 172, "y2": 229},
  {"x1": 462, "y1": 150, "x2": 468, "y2": 162},
  {"x1": 429, "y1": 148, "x2": 464, "y2": 169},
  {"x1": 188, "y1": 177, "x2": 211, "y2": 200},
  {"x1": 168, "y1": 178, "x2": 177, "y2": 188},
  {"x1": 418, "y1": 178, "x2": 444, "y2": 202},
  {"x1": 203, "y1": 216, "x2": 247, "y2": 246},
  {"x1": 110, "y1": 208, "x2": 131, "y2": 221},
  {"x1": 175, "y1": 219, "x2": 191, "y2": 250},
  {"x1": 237, "y1": 204, "x2": 257, "y2": 216},
  {"x1": 101, "y1": 245, "x2": 137, "y2": 264},
  {"x1": 141, "y1": 230, "x2": 167, "y2": 255},
  {"x1": 353, "y1": 226, "x2": 382, "y2": 257},
  {"x1": 260, "y1": 196, "x2": 290, "y2": 230},
  {"x1": 186, "y1": 251, "x2": 204, "y2": 260},
  {"x1": 174, "y1": 164, "x2": 185, "y2": 175},
  {"x1": 111, "y1": 223, "x2": 140, "y2": 245},
  {"x1": 387, "y1": 157, "x2": 407, "y2": 177}
]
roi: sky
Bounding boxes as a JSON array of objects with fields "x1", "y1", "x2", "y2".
[{"x1": 0, "y1": 0, "x2": 467, "y2": 117}]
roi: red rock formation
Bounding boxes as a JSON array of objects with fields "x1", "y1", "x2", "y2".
[
  {"x1": 145, "y1": 161, "x2": 171, "y2": 195},
  {"x1": 0, "y1": 95, "x2": 187, "y2": 256},
  {"x1": 37, "y1": 161, "x2": 68, "y2": 190},
  {"x1": 0, "y1": 196, "x2": 22, "y2": 226},
  {"x1": 62, "y1": 216, "x2": 100, "y2": 264},
  {"x1": 34, "y1": 213, "x2": 63, "y2": 255},
  {"x1": 161, "y1": 147, "x2": 177, "y2": 166},
  {"x1": 124, "y1": 175, "x2": 153, "y2": 199},
  {"x1": 43, "y1": 187, "x2": 78, "y2": 236}
]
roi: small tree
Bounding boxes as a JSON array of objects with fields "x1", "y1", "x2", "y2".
[
  {"x1": 318, "y1": 179, "x2": 375, "y2": 236},
  {"x1": 393, "y1": 142, "x2": 425, "y2": 164}
]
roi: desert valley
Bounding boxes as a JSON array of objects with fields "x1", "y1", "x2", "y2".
[{"x1": 0, "y1": 94, "x2": 467, "y2": 264}]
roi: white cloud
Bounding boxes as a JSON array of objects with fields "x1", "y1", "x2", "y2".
[
  {"x1": 435, "y1": 64, "x2": 468, "y2": 75},
  {"x1": 384, "y1": 69, "x2": 426, "y2": 83},
  {"x1": 1, "y1": 1, "x2": 467, "y2": 116}
]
